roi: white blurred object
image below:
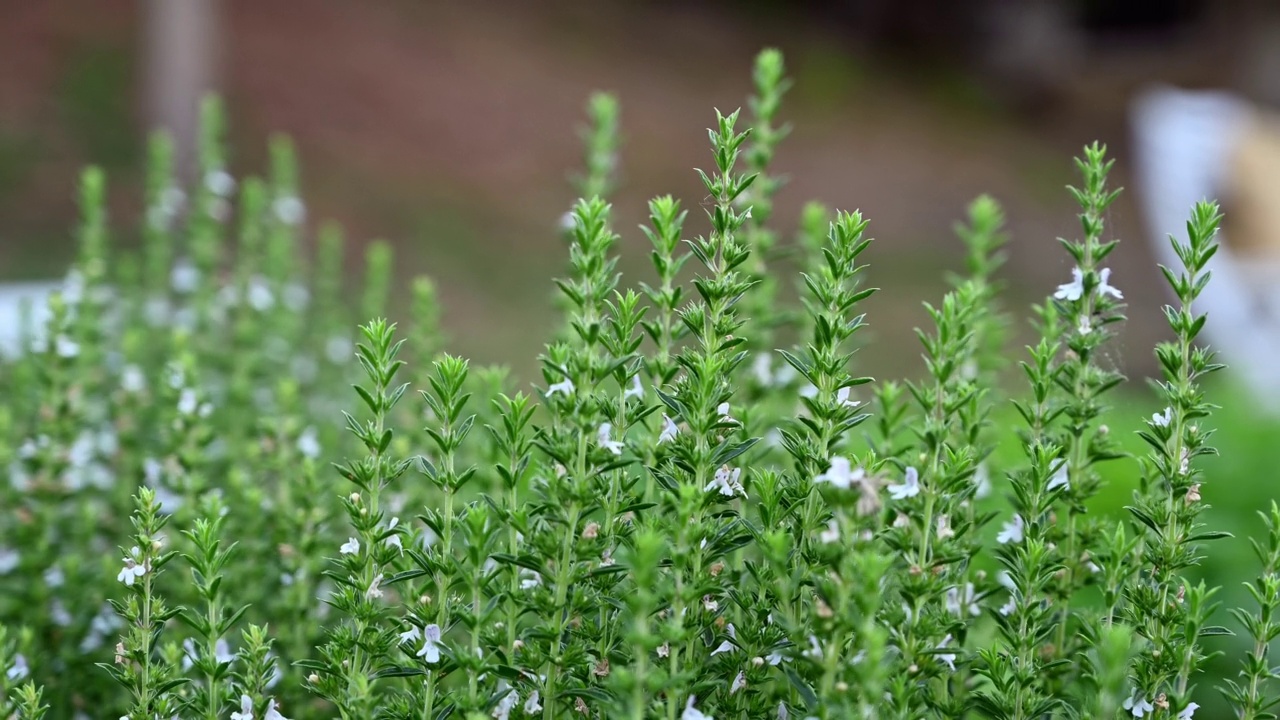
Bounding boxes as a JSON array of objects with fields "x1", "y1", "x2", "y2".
[
  {"x1": 1131, "y1": 86, "x2": 1280, "y2": 411},
  {"x1": 0, "y1": 281, "x2": 58, "y2": 358}
]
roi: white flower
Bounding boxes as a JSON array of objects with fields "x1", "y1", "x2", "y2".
[
  {"x1": 1078, "y1": 316, "x2": 1092, "y2": 335},
  {"x1": 656, "y1": 641, "x2": 670, "y2": 658},
  {"x1": 835, "y1": 386, "x2": 860, "y2": 408},
  {"x1": 717, "y1": 402, "x2": 737, "y2": 424},
  {"x1": 120, "y1": 364, "x2": 146, "y2": 393},
  {"x1": 1098, "y1": 267, "x2": 1123, "y2": 299},
  {"x1": 887, "y1": 467, "x2": 921, "y2": 500},
  {"x1": 936, "y1": 514, "x2": 955, "y2": 540},
  {"x1": 658, "y1": 414, "x2": 679, "y2": 444},
  {"x1": 710, "y1": 624, "x2": 737, "y2": 655},
  {"x1": 752, "y1": 354, "x2": 774, "y2": 386},
  {"x1": 974, "y1": 462, "x2": 992, "y2": 499},
  {"x1": 766, "y1": 649, "x2": 784, "y2": 665},
  {"x1": 519, "y1": 568, "x2": 543, "y2": 590},
  {"x1": 55, "y1": 335, "x2": 80, "y2": 358},
  {"x1": 1054, "y1": 266, "x2": 1085, "y2": 301},
  {"x1": 399, "y1": 625, "x2": 422, "y2": 645},
  {"x1": 703, "y1": 595, "x2": 719, "y2": 612},
  {"x1": 998, "y1": 595, "x2": 1016, "y2": 616},
  {"x1": 171, "y1": 260, "x2": 200, "y2": 293},
  {"x1": 814, "y1": 456, "x2": 864, "y2": 490},
  {"x1": 730, "y1": 670, "x2": 746, "y2": 694},
  {"x1": 997, "y1": 514, "x2": 1024, "y2": 544},
  {"x1": 492, "y1": 681, "x2": 518, "y2": 720},
  {"x1": 230, "y1": 694, "x2": 255, "y2": 720},
  {"x1": 205, "y1": 169, "x2": 236, "y2": 197},
  {"x1": 559, "y1": 211, "x2": 576, "y2": 232},
  {"x1": 1152, "y1": 407, "x2": 1173, "y2": 428},
  {"x1": 273, "y1": 196, "x2": 306, "y2": 226},
  {"x1": 0, "y1": 549, "x2": 19, "y2": 575},
  {"x1": 546, "y1": 378, "x2": 575, "y2": 397},
  {"x1": 818, "y1": 519, "x2": 840, "y2": 545},
  {"x1": 264, "y1": 699, "x2": 290, "y2": 720},
  {"x1": 1047, "y1": 461, "x2": 1069, "y2": 491},
  {"x1": 523, "y1": 690, "x2": 542, "y2": 715},
  {"x1": 365, "y1": 574, "x2": 384, "y2": 600},
  {"x1": 247, "y1": 279, "x2": 274, "y2": 311},
  {"x1": 6, "y1": 653, "x2": 27, "y2": 681},
  {"x1": 777, "y1": 702, "x2": 789, "y2": 720},
  {"x1": 682, "y1": 697, "x2": 713, "y2": 720},
  {"x1": 803, "y1": 635, "x2": 822, "y2": 660},
  {"x1": 117, "y1": 547, "x2": 148, "y2": 586},
  {"x1": 705, "y1": 466, "x2": 744, "y2": 498},
  {"x1": 326, "y1": 335, "x2": 353, "y2": 364},
  {"x1": 1177, "y1": 702, "x2": 1199, "y2": 720},
  {"x1": 178, "y1": 388, "x2": 199, "y2": 416},
  {"x1": 418, "y1": 624, "x2": 444, "y2": 663},
  {"x1": 384, "y1": 517, "x2": 404, "y2": 553},
  {"x1": 799, "y1": 383, "x2": 818, "y2": 399},
  {"x1": 297, "y1": 427, "x2": 321, "y2": 459},
  {"x1": 597, "y1": 423, "x2": 625, "y2": 456},
  {"x1": 1123, "y1": 693, "x2": 1154, "y2": 718},
  {"x1": 340, "y1": 538, "x2": 359, "y2": 555},
  {"x1": 624, "y1": 375, "x2": 644, "y2": 400},
  {"x1": 937, "y1": 634, "x2": 956, "y2": 671},
  {"x1": 946, "y1": 583, "x2": 980, "y2": 617}
]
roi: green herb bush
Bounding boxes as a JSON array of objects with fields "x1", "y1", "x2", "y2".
[{"x1": 0, "y1": 50, "x2": 1270, "y2": 720}]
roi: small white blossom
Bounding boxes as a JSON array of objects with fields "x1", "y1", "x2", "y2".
[
  {"x1": 523, "y1": 690, "x2": 542, "y2": 715},
  {"x1": 205, "y1": 169, "x2": 236, "y2": 197},
  {"x1": 777, "y1": 702, "x2": 789, "y2": 720},
  {"x1": 520, "y1": 569, "x2": 542, "y2": 590},
  {"x1": 117, "y1": 547, "x2": 148, "y2": 586},
  {"x1": 710, "y1": 624, "x2": 737, "y2": 655},
  {"x1": 298, "y1": 427, "x2": 321, "y2": 459},
  {"x1": 492, "y1": 680, "x2": 518, "y2": 720},
  {"x1": 658, "y1": 414, "x2": 679, "y2": 444},
  {"x1": 6, "y1": 653, "x2": 27, "y2": 681},
  {"x1": 418, "y1": 624, "x2": 444, "y2": 663},
  {"x1": 230, "y1": 694, "x2": 255, "y2": 720},
  {"x1": 1152, "y1": 407, "x2": 1173, "y2": 428},
  {"x1": 818, "y1": 519, "x2": 840, "y2": 545},
  {"x1": 171, "y1": 260, "x2": 200, "y2": 294},
  {"x1": 887, "y1": 467, "x2": 921, "y2": 500},
  {"x1": 365, "y1": 574, "x2": 384, "y2": 600},
  {"x1": 273, "y1": 196, "x2": 306, "y2": 225},
  {"x1": 835, "y1": 386, "x2": 860, "y2": 408},
  {"x1": 178, "y1": 388, "x2": 199, "y2": 416},
  {"x1": 705, "y1": 466, "x2": 744, "y2": 498},
  {"x1": 1047, "y1": 461, "x2": 1070, "y2": 491},
  {"x1": 974, "y1": 462, "x2": 992, "y2": 499},
  {"x1": 702, "y1": 595, "x2": 719, "y2": 612},
  {"x1": 264, "y1": 699, "x2": 290, "y2": 720},
  {"x1": 730, "y1": 670, "x2": 746, "y2": 694},
  {"x1": 1078, "y1": 316, "x2": 1092, "y2": 335},
  {"x1": 936, "y1": 514, "x2": 955, "y2": 540},
  {"x1": 247, "y1": 278, "x2": 274, "y2": 311},
  {"x1": 803, "y1": 635, "x2": 823, "y2": 660},
  {"x1": 767, "y1": 648, "x2": 784, "y2": 665},
  {"x1": 546, "y1": 378, "x2": 575, "y2": 397},
  {"x1": 997, "y1": 514, "x2": 1024, "y2": 544},
  {"x1": 597, "y1": 423, "x2": 624, "y2": 456},
  {"x1": 55, "y1": 335, "x2": 80, "y2": 358},
  {"x1": 999, "y1": 595, "x2": 1016, "y2": 616},
  {"x1": 682, "y1": 697, "x2": 713, "y2": 720},
  {"x1": 717, "y1": 402, "x2": 737, "y2": 424},
  {"x1": 1054, "y1": 267, "x2": 1085, "y2": 301},
  {"x1": 399, "y1": 625, "x2": 421, "y2": 645},
  {"x1": 945, "y1": 583, "x2": 980, "y2": 617},
  {"x1": 121, "y1": 364, "x2": 146, "y2": 393},
  {"x1": 1123, "y1": 693, "x2": 1154, "y2": 718},
  {"x1": 624, "y1": 375, "x2": 644, "y2": 400},
  {"x1": 1177, "y1": 702, "x2": 1199, "y2": 720},
  {"x1": 752, "y1": 353, "x2": 774, "y2": 386},
  {"x1": 384, "y1": 517, "x2": 403, "y2": 554},
  {"x1": 814, "y1": 456, "x2": 864, "y2": 490},
  {"x1": 340, "y1": 538, "x2": 359, "y2": 555},
  {"x1": 799, "y1": 383, "x2": 819, "y2": 399},
  {"x1": 656, "y1": 641, "x2": 670, "y2": 658},
  {"x1": 937, "y1": 634, "x2": 956, "y2": 671},
  {"x1": 1098, "y1": 267, "x2": 1123, "y2": 299},
  {"x1": 0, "y1": 548, "x2": 19, "y2": 575}
]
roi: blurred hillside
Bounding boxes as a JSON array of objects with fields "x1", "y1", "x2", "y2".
[{"x1": 2, "y1": 0, "x2": 1278, "y2": 381}]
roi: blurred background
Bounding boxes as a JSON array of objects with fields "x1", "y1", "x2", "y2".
[{"x1": 4, "y1": 0, "x2": 1280, "y2": 709}]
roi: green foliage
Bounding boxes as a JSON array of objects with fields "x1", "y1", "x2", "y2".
[{"x1": 0, "y1": 48, "x2": 1268, "y2": 720}]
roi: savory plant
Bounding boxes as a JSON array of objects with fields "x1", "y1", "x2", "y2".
[{"x1": 0, "y1": 49, "x2": 1266, "y2": 720}]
